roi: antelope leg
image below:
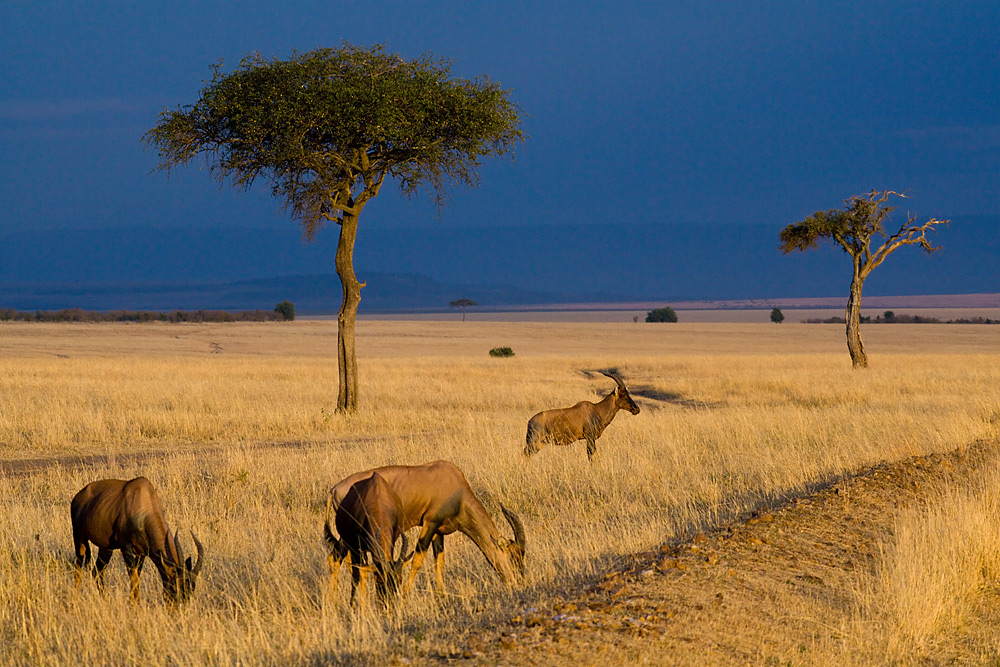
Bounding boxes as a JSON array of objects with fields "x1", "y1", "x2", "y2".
[
  {"x1": 327, "y1": 553, "x2": 342, "y2": 596},
  {"x1": 432, "y1": 534, "x2": 446, "y2": 591},
  {"x1": 403, "y1": 549, "x2": 428, "y2": 595}
]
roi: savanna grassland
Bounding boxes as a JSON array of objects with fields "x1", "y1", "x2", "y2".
[{"x1": 0, "y1": 319, "x2": 998, "y2": 665}]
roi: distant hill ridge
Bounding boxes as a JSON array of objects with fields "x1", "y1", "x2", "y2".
[
  {"x1": 0, "y1": 272, "x2": 598, "y2": 313},
  {"x1": 0, "y1": 218, "x2": 996, "y2": 312}
]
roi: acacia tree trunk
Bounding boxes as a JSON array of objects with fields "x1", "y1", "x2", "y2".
[
  {"x1": 335, "y1": 212, "x2": 363, "y2": 412},
  {"x1": 845, "y1": 265, "x2": 868, "y2": 369}
]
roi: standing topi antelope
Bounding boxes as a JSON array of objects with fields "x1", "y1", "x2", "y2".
[
  {"x1": 525, "y1": 371, "x2": 640, "y2": 461},
  {"x1": 71, "y1": 477, "x2": 204, "y2": 603},
  {"x1": 324, "y1": 472, "x2": 413, "y2": 607},
  {"x1": 324, "y1": 460, "x2": 525, "y2": 595}
]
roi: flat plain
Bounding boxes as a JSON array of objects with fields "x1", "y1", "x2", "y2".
[{"x1": 0, "y1": 319, "x2": 998, "y2": 665}]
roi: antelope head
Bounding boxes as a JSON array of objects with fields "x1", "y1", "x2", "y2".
[
  {"x1": 165, "y1": 530, "x2": 204, "y2": 603},
  {"x1": 353, "y1": 532, "x2": 414, "y2": 606},
  {"x1": 602, "y1": 371, "x2": 640, "y2": 415},
  {"x1": 375, "y1": 532, "x2": 414, "y2": 603},
  {"x1": 495, "y1": 505, "x2": 527, "y2": 581}
]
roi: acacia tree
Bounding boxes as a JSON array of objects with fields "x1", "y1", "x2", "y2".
[
  {"x1": 779, "y1": 190, "x2": 947, "y2": 368},
  {"x1": 449, "y1": 298, "x2": 476, "y2": 321},
  {"x1": 143, "y1": 44, "x2": 523, "y2": 412}
]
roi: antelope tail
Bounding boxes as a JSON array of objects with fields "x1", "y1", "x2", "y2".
[{"x1": 323, "y1": 490, "x2": 341, "y2": 551}]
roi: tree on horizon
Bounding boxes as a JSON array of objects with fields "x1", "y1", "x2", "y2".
[
  {"x1": 143, "y1": 44, "x2": 524, "y2": 411},
  {"x1": 779, "y1": 190, "x2": 948, "y2": 368},
  {"x1": 449, "y1": 298, "x2": 477, "y2": 322}
]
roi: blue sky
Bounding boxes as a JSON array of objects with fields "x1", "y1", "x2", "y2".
[{"x1": 2, "y1": 0, "x2": 998, "y2": 240}]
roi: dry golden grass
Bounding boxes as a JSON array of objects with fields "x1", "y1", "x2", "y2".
[
  {"x1": 848, "y1": 459, "x2": 1000, "y2": 664},
  {"x1": 0, "y1": 320, "x2": 998, "y2": 664}
]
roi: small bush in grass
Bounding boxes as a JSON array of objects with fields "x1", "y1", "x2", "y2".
[
  {"x1": 489, "y1": 346, "x2": 515, "y2": 357},
  {"x1": 646, "y1": 307, "x2": 678, "y2": 323}
]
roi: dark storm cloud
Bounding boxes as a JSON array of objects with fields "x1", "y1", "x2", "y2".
[{"x1": 0, "y1": 1, "x2": 996, "y2": 296}]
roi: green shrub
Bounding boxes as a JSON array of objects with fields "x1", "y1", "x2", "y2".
[
  {"x1": 770, "y1": 307, "x2": 784, "y2": 324},
  {"x1": 274, "y1": 300, "x2": 296, "y2": 321},
  {"x1": 646, "y1": 307, "x2": 678, "y2": 323},
  {"x1": 489, "y1": 346, "x2": 515, "y2": 357}
]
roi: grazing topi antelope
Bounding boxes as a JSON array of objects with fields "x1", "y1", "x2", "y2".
[
  {"x1": 324, "y1": 460, "x2": 525, "y2": 595},
  {"x1": 324, "y1": 472, "x2": 413, "y2": 606},
  {"x1": 70, "y1": 477, "x2": 204, "y2": 603},
  {"x1": 525, "y1": 371, "x2": 640, "y2": 461}
]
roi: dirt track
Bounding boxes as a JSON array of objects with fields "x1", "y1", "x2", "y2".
[{"x1": 416, "y1": 439, "x2": 1000, "y2": 666}]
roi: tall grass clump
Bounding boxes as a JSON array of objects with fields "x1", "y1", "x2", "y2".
[{"x1": 847, "y1": 461, "x2": 1000, "y2": 663}]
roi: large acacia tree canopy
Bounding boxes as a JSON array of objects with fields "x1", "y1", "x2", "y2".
[
  {"x1": 778, "y1": 194, "x2": 895, "y2": 255},
  {"x1": 143, "y1": 44, "x2": 524, "y2": 237},
  {"x1": 778, "y1": 190, "x2": 944, "y2": 263}
]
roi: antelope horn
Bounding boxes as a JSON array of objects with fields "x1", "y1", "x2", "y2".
[
  {"x1": 600, "y1": 370, "x2": 626, "y2": 389},
  {"x1": 500, "y1": 504, "x2": 526, "y2": 550},
  {"x1": 190, "y1": 531, "x2": 204, "y2": 577},
  {"x1": 396, "y1": 532, "x2": 414, "y2": 564},
  {"x1": 173, "y1": 530, "x2": 186, "y2": 588}
]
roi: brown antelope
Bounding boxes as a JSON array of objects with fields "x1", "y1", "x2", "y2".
[
  {"x1": 324, "y1": 460, "x2": 525, "y2": 595},
  {"x1": 323, "y1": 472, "x2": 413, "y2": 606},
  {"x1": 70, "y1": 477, "x2": 204, "y2": 603},
  {"x1": 525, "y1": 371, "x2": 640, "y2": 461}
]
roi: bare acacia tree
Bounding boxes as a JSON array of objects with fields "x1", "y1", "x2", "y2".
[
  {"x1": 779, "y1": 190, "x2": 948, "y2": 368},
  {"x1": 143, "y1": 45, "x2": 523, "y2": 412}
]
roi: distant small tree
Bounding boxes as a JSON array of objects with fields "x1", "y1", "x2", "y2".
[
  {"x1": 274, "y1": 300, "x2": 296, "y2": 321},
  {"x1": 779, "y1": 190, "x2": 947, "y2": 368},
  {"x1": 449, "y1": 298, "x2": 477, "y2": 322},
  {"x1": 883, "y1": 310, "x2": 895, "y2": 322},
  {"x1": 646, "y1": 307, "x2": 678, "y2": 323},
  {"x1": 770, "y1": 307, "x2": 784, "y2": 324}
]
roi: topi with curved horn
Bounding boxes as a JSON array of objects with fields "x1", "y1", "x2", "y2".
[
  {"x1": 71, "y1": 477, "x2": 205, "y2": 603},
  {"x1": 524, "y1": 370, "x2": 640, "y2": 462},
  {"x1": 325, "y1": 460, "x2": 525, "y2": 596}
]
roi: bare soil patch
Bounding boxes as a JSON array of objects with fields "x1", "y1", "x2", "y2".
[{"x1": 417, "y1": 438, "x2": 1000, "y2": 666}]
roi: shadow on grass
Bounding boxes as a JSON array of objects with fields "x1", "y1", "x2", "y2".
[
  {"x1": 579, "y1": 368, "x2": 718, "y2": 410},
  {"x1": 628, "y1": 386, "x2": 719, "y2": 410}
]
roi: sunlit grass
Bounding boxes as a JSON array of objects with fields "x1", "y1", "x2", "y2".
[
  {"x1": 0, "y1": 321, "x2": 997, "y2": 664},
  {"x1": 847, "y1": 460, "x2": 1000, "y2": 664}
]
